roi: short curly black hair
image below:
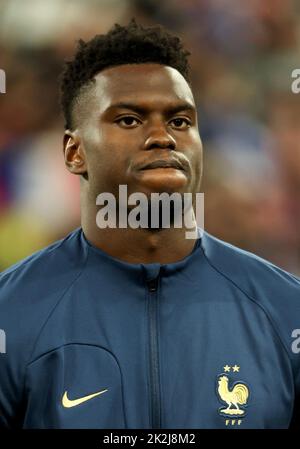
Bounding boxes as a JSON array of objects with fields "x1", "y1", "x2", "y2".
[{"x1": 60, "y1": 19, "x2": 191, "y2": 130}]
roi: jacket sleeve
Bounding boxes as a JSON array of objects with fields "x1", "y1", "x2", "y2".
[
  {"x1": 0, "y1": 276, "x2": 28, "y2": 429},
  {"x1": 0, "y1": 328, "x2": 25, "y2": 428},
  {"x1": 289, "y1": 353, "x2": 300, "y2": 429}
]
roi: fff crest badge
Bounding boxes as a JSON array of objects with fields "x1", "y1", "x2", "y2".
[{"x1": 216, "y1": 364, "x2": 250, "y2": 427}]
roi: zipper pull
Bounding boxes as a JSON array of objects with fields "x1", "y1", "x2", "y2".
[{"x1": 147, "y1": 277, "x2": 159, "y2": 292}]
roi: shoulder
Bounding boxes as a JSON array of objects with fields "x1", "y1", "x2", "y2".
[
  {"x1": 0, "y1": 227, "x2": 86, "y2": 293},
  {"x1": 200, "y1": 231, "x2": 300, "y2": 358},
  {"x1": 200, "y1": 231, "x2": 300, "y2": 293},
  {"x1": 0, "y1": 228, "x2": 88, "y2": 357}
]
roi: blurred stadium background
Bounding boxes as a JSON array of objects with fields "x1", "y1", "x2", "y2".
[{"x1": 1, "y1": 0, "x2": 300, "y2": 274}]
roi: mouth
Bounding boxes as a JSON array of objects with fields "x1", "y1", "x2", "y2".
[{"x1": 139, "y1": 159, "x2": 186, "y2": 171}]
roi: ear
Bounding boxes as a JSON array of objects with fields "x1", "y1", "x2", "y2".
[{"x1": 63, "y1": 130, "x2": 87, "y2": 175}]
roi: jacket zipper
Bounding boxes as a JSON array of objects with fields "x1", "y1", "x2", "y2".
[{"x1": 147, "y1": 276, "x2": 161, "y2": 429}]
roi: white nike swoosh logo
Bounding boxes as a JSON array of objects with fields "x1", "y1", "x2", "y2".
[{"x1": 62, "y1": 388, "x2": 108, "y2": 408}]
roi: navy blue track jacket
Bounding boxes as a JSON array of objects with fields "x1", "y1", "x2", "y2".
[{"x1": 0, "y1": 227, "x2": 300, "y2": 429}]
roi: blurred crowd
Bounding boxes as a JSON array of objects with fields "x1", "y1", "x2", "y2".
[{"x1": 1, "y1": 0, "x2": 300, "y2": 274}]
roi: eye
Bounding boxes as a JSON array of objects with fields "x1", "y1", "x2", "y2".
[
  {"x1": 115, "y1": 116, "x2": 141, "y2": 128},
  {"x1": 169, "y1": 117, "x2": 191, "y2": 129}
]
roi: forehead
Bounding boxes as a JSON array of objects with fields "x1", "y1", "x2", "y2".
[{"x1": 92, "y1": 63, "x2": 195, "y2": 111}]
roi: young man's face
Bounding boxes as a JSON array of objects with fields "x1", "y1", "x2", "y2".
[{"x1": 65, "y1": 63, "x2": 203, "y2": 204}]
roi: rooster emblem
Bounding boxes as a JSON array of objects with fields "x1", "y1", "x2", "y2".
[{"x1": 217, "y1": 375, "x2": 249, "y2": 416}]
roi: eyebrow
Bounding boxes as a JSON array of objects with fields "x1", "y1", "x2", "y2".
[{"x1": 105, "y1": 101, "x2": 196, "y2": 116}]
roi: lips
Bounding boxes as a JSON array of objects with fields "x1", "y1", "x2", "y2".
[{"x1": 139, "y1": 159, "x2": 186, "y2": 171}]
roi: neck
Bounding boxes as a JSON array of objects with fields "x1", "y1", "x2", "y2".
[
  {"x1": 80, "y1": 183, "x2": 200, "y2": 264},
  {"x1": 82, "y1": 214, "x2": 198, "y2": 265}
]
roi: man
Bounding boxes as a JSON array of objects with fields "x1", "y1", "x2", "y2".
[{"x1": 0, "y1": 20, "x2": 300, "y2": 429}]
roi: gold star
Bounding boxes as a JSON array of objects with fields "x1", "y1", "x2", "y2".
[
  {"x1": 223, "y1": 365, "x2": 231, "y2": 372},
  {"x1": 232, "y1": 365, "x2": 240, "y2": 372}
]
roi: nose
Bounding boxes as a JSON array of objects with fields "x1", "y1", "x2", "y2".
[{"x1": 144, "y1": 122, "x2": 176, "y2": 151}]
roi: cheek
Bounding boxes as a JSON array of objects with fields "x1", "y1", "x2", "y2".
[
  {"x1": 92, "y1": 127, "x2": 143, "y2": 181},
  {"x1": 187, "y1": 136, "x2": 203, "y2": 190},
  {"x1": 83, "y1": 127, "x2": 125, "y2": 176},
  {"x1": 188, "y1": 134, "x2": 203, "y2": 172},
  {"x1": 90, "y1": 147, "x2": 123, "y2": 182}
]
